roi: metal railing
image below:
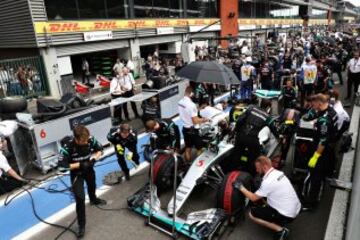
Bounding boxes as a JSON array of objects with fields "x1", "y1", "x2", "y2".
[{"x1": 0, "y1": 56, "x2": 49, "y2": 98}]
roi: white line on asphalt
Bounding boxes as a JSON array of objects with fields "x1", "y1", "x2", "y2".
[{"x1": 13, "y1": 161, "x2": 150, "y2": 240}]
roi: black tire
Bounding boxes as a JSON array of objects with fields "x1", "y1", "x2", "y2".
[
  {"x1": 152, "y1": 153, "x2": 183, "y2": 192},
  {"x1": 0, "y1": 97, "x2": 27, "y2": 114},
  {"x1": 217, "y1": 171, "x2": 252, "y2": 217}
]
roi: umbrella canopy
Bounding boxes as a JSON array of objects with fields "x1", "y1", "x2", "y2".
[{"x1": 176, "y1": 61, "x2": 240, "y2": 85}]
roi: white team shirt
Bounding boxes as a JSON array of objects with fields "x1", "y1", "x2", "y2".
[
  {"x1": 302, "y1": 63, "x2": 317, "y2": 85},
  {"x1": 347, "y1": 58, "x2": 360, "y2": 74},
  {"x1": 255, "y1": 168, "x2": 301, "y2": 218},
  {"x1": 0, "y1": 151, "x2": 11, "y2": 177},
  {"x1": 178, "y1": 96, "x2": 198, "y2": 128},
  {"x1": 333, "y1": 101, "x2": 350, "y2": 130},
  {"x1": 199, "y1": 106, "x2": 227, "y2": 126}
]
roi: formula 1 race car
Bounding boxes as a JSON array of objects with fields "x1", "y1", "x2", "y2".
[{"x1": 128, "y1": 117, "x2": 280, "y2": 239}]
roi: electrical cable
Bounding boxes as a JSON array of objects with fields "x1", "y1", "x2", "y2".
[
  {"x1": 5, "y1": 155, "x2": 147, "y2": 238},
  {"x1": 4, "y1": 186, "x2": 78, "y2": 239}
]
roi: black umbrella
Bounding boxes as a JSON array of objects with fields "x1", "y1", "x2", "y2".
[{"x1": 176, "y1": 61, "x2": 240, "y2": 85}]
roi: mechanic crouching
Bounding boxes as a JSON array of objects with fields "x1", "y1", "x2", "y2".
[
  {"x1": 234, "y1": 156, "x2": 301, "y2": 240},
  {"x1": 107, "y1": 123, "x2": 139, "y2": 181},
  {"x1": 145, "y1": 118, "x2": 181, "y2": 152},
  {"x1": 58, "y1": 125, "x2": 106, "y2": 238}
]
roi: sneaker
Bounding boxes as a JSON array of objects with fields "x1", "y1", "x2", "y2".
[
  {"x1": 90, "y1": 198, "x2": 107, "y2": 206},
  {"x1": 274, "y1": 228, "x2": 290, "y2": 240},
  {"x1": 77, "y1": 226, "x2": 85, "y2": 238}
]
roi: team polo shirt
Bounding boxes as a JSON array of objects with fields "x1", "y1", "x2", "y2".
[
  {"x1": 255, "y1": 168, "x2": 301, "y2": 218},
  {"x1": 178, "y1": 96, "x2": 198, "y2": 128},
  {"x1": 0, "y1": 151, "x2": 11, "y2": 178}
]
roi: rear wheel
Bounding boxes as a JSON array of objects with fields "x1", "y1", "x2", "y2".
[{"x1": 216, "y1": 171, "x2": 252, "y2": 223}]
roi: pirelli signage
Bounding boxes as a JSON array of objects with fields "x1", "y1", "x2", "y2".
[{"x1": 34, "y1": 18, "x2": 306, "y2": 34}]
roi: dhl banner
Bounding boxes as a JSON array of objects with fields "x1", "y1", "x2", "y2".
[
  {"x1": 34, "y1": 19, "x2": 218, "y2": 34},
  {"x1": 34, "y1": 18, "x2": 306, "y2": 34}
]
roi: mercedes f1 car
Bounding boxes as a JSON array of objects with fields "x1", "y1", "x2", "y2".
[{"x1": 127, "y1": 109, "x2": 282, "y2": 239}]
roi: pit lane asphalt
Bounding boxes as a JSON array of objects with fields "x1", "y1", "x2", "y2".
[
  {"x1": 29, "y1": 74, "x2": 349, "y2": 240},
  {"x1": 29, "y1": 166, "x2": 335, "y2": 240}
]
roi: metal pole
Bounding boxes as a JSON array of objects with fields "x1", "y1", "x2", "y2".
[
  {"x1": 148, "y1": 150, "x2": 156, "y2": 224},
  {"x1": 172, "y1": 152, "x2": 178, "y2": 238}
]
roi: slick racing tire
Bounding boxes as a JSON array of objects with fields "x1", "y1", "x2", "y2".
[
  {"x1": 0, "y1": 97, "x2": 27, "y2": 114},
  {"x1": 152, "y1": 153, "x2": 183, "y2": 192},
  {"x1": 217, "y1": 171, "x2": 252, "y2": 217}
]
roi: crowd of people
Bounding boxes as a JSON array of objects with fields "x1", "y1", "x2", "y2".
[{"x1": 0, "y1": 65, "x2": 41, "y2": 96}]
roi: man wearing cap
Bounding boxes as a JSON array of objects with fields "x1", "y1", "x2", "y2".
[{"x1": 107, "y1": 123, "x2": 139, "y2": 181}]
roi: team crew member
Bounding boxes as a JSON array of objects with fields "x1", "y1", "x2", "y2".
[
  {"x1": 199, "y1": 99, "x2": 227, "y2": 125},
  {"x1": 240, "y1": 57, "x2": 256, "y2": 100},
  {"x1": 234, "y1": 156, "x2": 301, "y2": 240},
  {"x1": 194, "y1": 83, "x2": 210, "y2": 105},
  {"x1": 178, "y1": 86, "x2": 208, "y2": 162},
  {"x1": 301, "y1": 57, "x2": 317, "y2": 97},
  {"x1": 107, "y1": 123, "x2": 139, "y2": 181},
  {"x1": 330, "y1": 90, "x2": 350, "y2": 137},
  {"x1": 302, "y1": 94, "x2": 338, "y2": 210},
  {"x1": 145, "y1": 119, "x2": 181, "y2": 152},
  {"x1": 315, "y1": 60, "x2": 330, "y2": 94},
  {"x1": 58, "y1": 125, "x2": 106, "y2": 238},
  {"x1": 141, "y1": 96, "x2": 160, "y2": 124},
  {"x1": 280, "y1": 79, "x2": 297, "y2": 109},
  {"x1": 0, "y1": 137, "x2": 27, "y2": 195},
  {"x1": 259, "y1": 61, "x2": 274, "y2": 90},
  {"x1": 231, "y1": 101, "x2": 277, "y2": 175},
  {"x1": 346, "y1": 51, "x2": 360, "y2": 100}
]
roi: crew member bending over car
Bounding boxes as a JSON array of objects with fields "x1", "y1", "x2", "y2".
[
  {"x1": 231, "y1": 100, "x2": 278, "y2": 175},
  {"x1": 59, "y1": 125, "x2": 106, "y2": 238},
  {"x1": 145, "y1": 118, "x2": 181, "y2": 152},
  {"x1": 107, "y1": 123, "x2": 139, "y2": 181},
  {"x1": 234, "y1": 156, "x2": 301, "y2": 240}
]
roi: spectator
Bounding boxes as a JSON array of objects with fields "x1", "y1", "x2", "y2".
[{"x1": 113, "y1": 58, "x2": 124, "y2": 74}]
